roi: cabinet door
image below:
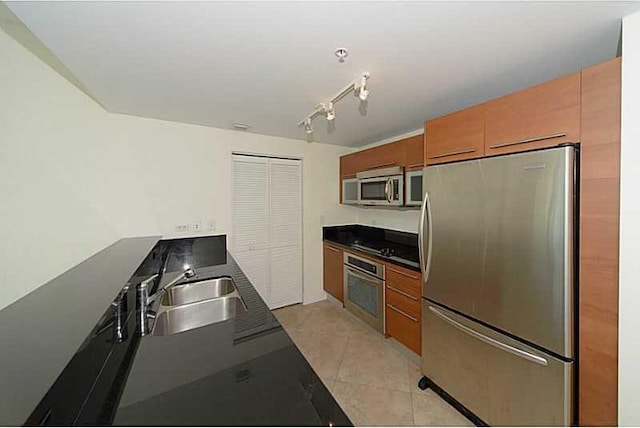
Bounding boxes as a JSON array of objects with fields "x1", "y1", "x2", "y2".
[
  {"x1": 425, "y1": 104, "x2": 485, "y2": 165},
  {"x1": 358, "y1": 140, "x2": 406, "y2": 171},
  {"x1": 485, "y1": 72, "x2": 580, "y2": 155},
  {"x1": 340, "y1": 152, "x2": 361, "y2": 178},
  {"x1": 385, "y1": 262, "x2": 422, "y2": 354},
  {"x1": 323, "y1": 243, "x2": 343, "y2": 302},
  {"x1": 404, "y1": 134, "x2": 425, "y2": 171}
]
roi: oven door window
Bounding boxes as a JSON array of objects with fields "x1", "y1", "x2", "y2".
[
  {"x1": 346, "y1": 268, "x2": 379, "y2": 317},
  {"x1": 360, "y1": 180, "x2": 387, "y2": 201}
]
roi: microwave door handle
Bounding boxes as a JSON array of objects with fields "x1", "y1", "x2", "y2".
[{"x1": 386, "y1": 178, "x2": 392, "y2": 203}]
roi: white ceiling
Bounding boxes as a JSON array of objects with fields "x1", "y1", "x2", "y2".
[{"x1": 6, "y1": 1, "x2": 640, "y2": 146}]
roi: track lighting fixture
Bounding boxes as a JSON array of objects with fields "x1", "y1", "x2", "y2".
[
  {"x1": 298, "y1": 72, "x2": 370, "y2": 141},
  {"x1": 358, "y1": 75, "x2": 369, "y2": 101},
  {"x1": 304, "y1": 118, "x2": 313, "y2": 134},
  {"x1": 325, "y1": 102, "x2": 335, "y2": 121}
]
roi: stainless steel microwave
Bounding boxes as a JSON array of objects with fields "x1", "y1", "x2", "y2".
[
  {"x1": 356, "y1": 166, "x2": 404, "y2": 206},
  {"x1": 405, "y1": 169, "x2": 423, "y2": 206}
]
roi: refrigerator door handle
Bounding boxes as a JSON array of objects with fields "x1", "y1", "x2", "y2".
[
  {"x1": 418, "y1": 190, "x2": 433, "y2": 283},
  {"x1": 418, "y1": 191, "x2": 428, "y2": 279},
  {"x1": 428, "y1": 306, "x2": 548, "y2": 367}
]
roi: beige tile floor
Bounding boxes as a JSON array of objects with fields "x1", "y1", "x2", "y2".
[{"x1": 273, "y1": 300, "x2": 474, "y2": 427}]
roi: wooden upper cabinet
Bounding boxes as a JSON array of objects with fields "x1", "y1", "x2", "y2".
[
  {"x1": 359, "y1": 140, "x2": 407, "y2": 171},
  {"x1": 404, "y1": 134, "x2": 425, "y2": 170},
  {"x1": 485, "y1": 72, "x2": 581, "y2": 155},
  {"x1": 323, "y1": 243, "x2": 344, "y2": 302},
  {"x1": 425, "y1": 104, "x2": 485, "y2": 165},
  {"x1": 340, "y1": 151, "x2": 361, "y2": 178}
]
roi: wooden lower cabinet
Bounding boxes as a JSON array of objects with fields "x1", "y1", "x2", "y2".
[
  {"x1": 323, "y1": 243, "x2": 343, "y2": 302},
  {"x1": 384, "y1": 262, "x2": 422, "y2": 355}
]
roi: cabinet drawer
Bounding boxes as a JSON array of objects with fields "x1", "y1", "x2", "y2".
[
  {"x1": 386, "y1": 284, "x2": 420, "y2": 319},
  {"x1": 385, "y1": 264, "x2": 421, "y2": 298},
  {"x1": 425, "y1": 104, "x2": 485, "y2": 165},
  {"x1": 485, "y1": 72, "x2": 580, "y2": 156},
  {"x1": 386, "y1": 303, "x2": 421, "y2": 355}
]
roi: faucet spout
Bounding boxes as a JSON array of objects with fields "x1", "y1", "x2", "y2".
[{"x1": 146, "y1": 268, "x2": 196, "y2": 306}]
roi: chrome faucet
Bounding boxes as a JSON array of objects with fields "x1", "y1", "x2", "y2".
[{"x1": 136, "y1": 267, "x2": 196, "y2": 335}]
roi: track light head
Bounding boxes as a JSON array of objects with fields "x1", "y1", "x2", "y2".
[
  {"x1": 358, "y1": 75, "x2": 369, "y2": 101},
  {"x1": 325, "y1": 102, "x2": 335, "y2": 121},
  {"x1": 304, "y1": 118, "x2": 313, "y2": 134}
]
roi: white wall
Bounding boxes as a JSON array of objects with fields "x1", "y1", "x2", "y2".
[
  {"x1": 0, "y1": 27, "x2": 353, "y2": 309},
  {"x1": 619, "y1": 11, "x2": 640, "y2": 426}
]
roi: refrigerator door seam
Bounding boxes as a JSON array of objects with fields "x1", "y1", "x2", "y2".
[{"x1": 428, "y1": 305, "x2": 549, "y2": 367}]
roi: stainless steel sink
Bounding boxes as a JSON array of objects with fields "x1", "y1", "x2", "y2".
[
  {"x1": 160, "y1": 277, "x2": 236, "y2": 306},
  {"x1": 152, "y1": 294, "x2": 247, "y2": 336}
]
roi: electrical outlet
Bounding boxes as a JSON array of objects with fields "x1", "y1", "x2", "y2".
[
  {"x1": 207, "y1": 218, "x2": 216, "y2": 231},
  {"x1": 175, "y1": 223, "x2": 189, "y2": 232},
  {"x1": 193, "y1": 221, "x2": 202, "y2": 232}
]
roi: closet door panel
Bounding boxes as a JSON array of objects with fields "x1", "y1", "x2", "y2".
[
  {"x1": 269, "y1": 159, "x2": 302, "y2": 249},
  {"x1": 232, "y1": 156, "x2": 269, "y2": 253},
  {"x1": 269, "y1": 246, "x2": 303, "y2": 309}
]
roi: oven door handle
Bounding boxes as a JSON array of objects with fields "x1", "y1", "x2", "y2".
[{"x1": 345, "y1": 266, "x2": 381, "y2": 285}]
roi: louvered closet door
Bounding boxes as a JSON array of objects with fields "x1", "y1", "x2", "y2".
[
  {"x1": 232, "y1": 156, "x2": 270, "y2": 302},
  {"x1": 268, "y1": 159, "x2": 303, "y2": 309}
]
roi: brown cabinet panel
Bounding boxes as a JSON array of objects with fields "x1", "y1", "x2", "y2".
[
  {"x1": 404, "y1": 134, "x2": 425, "y2": 170},
  {"x1": 425, "y1": 104, "x2": 485, "y2": 165},
  {"x1": 386, "y1": 286, "x2": 420, "y2": 319},
  {"x1": 385, "y1": 264, "x2": 421, "y2": 299},
  {"x1": 340, "y1": 152, "x2": 361, "y2": 178},
  {"x1": 358, "y1": 140, "x2": 407, "y2": 171},
  {"x1": 323, "y1": 243, "x2": 344, "y2": 302},
  {"x1": 385, "y1": 262, "x2": 422, "y2": 355},
  {"x1": 386, "y1": 303, "x2": 421, "y2": 355},
  {"x1": 485, "y1": 72, "x2": 581, "y2": 155},
  {"x1": 578, "y1": 58, "x2": 621, "y2": 427}
]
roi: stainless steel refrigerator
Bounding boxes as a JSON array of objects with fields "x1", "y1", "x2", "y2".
[{"x1": 418, "y1": 146, "x2": 576, "y2": 426}]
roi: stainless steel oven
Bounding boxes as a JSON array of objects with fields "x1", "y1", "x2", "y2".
[
  {"x1": 343, "y1": 252, "x2": 385, "y2": 333},
  {"x1": 356, "y1": 166, "x2": 404, "y2": 206}
]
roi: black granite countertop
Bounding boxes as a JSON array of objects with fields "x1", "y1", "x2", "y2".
[
  {"x1": 17, "y1": 235, "x2": 351, "y2": 426},
  {"x1": 323, "y1": 225, "x2": 421, "y2": 272},
  {"x1": 0, "y1": 237, "x2": 160, "y2": 426},
  {"x1": 113, "y1": 239, "x2": 350, "y2": 426}
]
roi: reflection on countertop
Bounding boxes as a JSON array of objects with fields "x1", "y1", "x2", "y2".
[{"x1": 23, "y1": 234, "x2": 351, "y2": 426}]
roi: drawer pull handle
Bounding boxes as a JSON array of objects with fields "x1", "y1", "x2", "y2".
[
  {"x1": 326, "y1": 246, "x2": 340, "y2": 253},
  {"x1": 428, "y1": 148, "x2": 475, "y2": 159},
  {"x1": 428, "y1": 306, "x2": 548, "y2": 366},
  {"x1": 387, "y1": 304, "x2": 419, "y2": 322},
  {"x1": 386, "y1": 285, "x2": 419, "y2": 301},
  {"x1": 387, "y1": 267, "x2": 419, "y2": 280},
  {"x1": 488, "y1": 132, "x2": 567, "y2": 149}
]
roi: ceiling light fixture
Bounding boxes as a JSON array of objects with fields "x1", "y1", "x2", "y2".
[
  {"x1": 334, "y1": 48, "x2": 348, "y2": 62},
  {"x1": 297, "y1": 72, "x2": 370, "y2": 141},
  {"x1": 325, "y1": 102, "x2": 335, "y2": 121},
  {"x1": 304, "y1": 118, "x2": 313, "y2": 134},
  {"x1": 358, "y1": 75, "x2": 369, "y2": 101}
]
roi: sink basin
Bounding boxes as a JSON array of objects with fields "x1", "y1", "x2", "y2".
[
  {"x1": 152, "y1": 295, "x2": 247, "y2": 336},
  {"x1": 161, "y1": 277, "x2": 236, "y2": 306}
]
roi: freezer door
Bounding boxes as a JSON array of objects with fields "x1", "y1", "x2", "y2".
[
  {"x1": 421, "y1": 146, "x2": 574, "y2": 357},
  {"x1": 422, "y1": 301, "x2": 573, "y2": 426}
]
